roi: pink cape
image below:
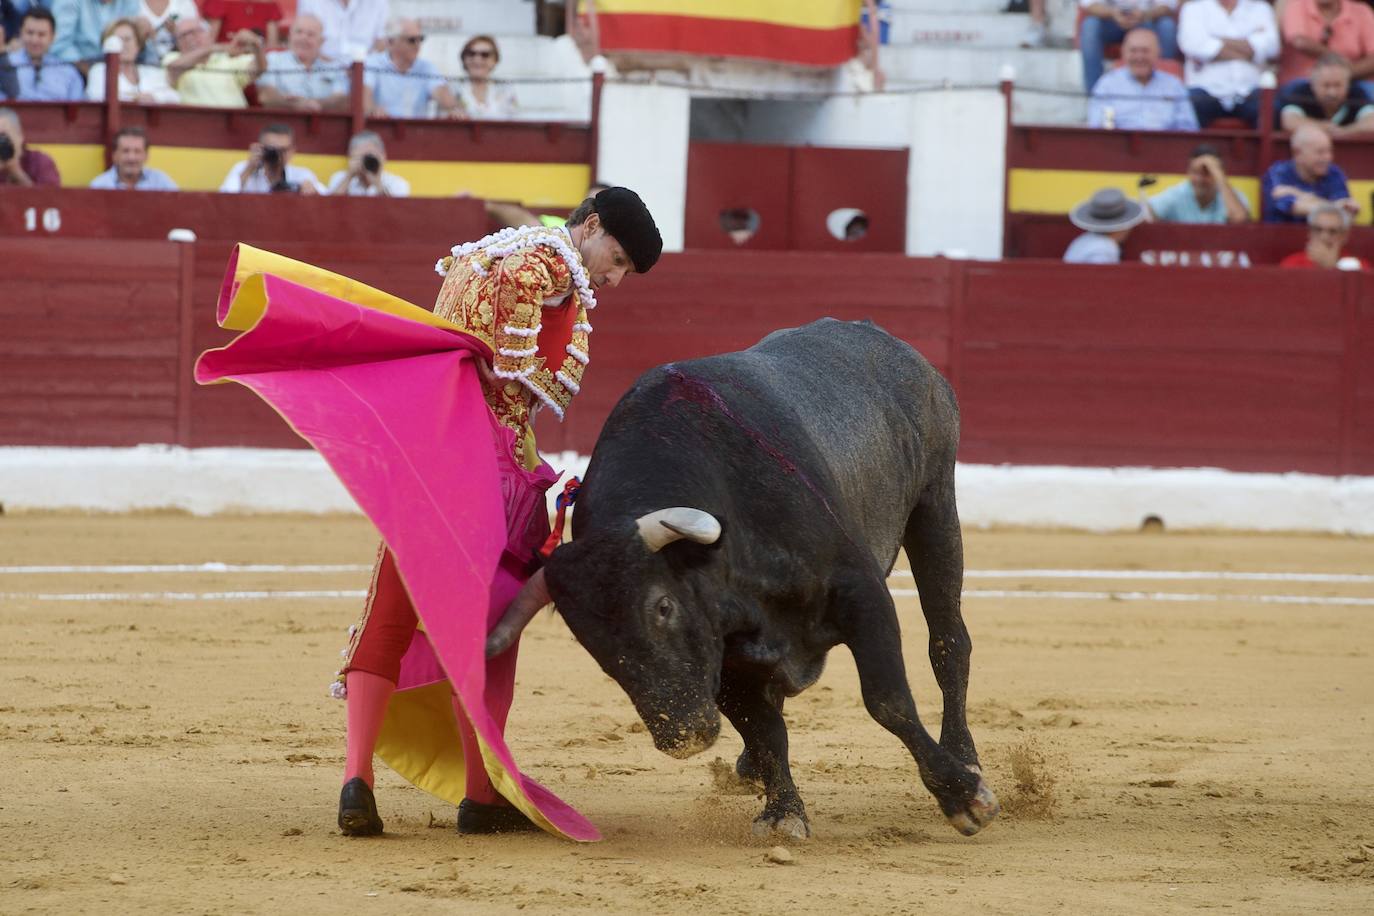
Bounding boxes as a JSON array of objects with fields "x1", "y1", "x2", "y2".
[{"x1": 194, "y1": 248, "x2": 599, "y2": 842}]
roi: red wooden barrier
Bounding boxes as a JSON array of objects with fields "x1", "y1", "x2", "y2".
[
  {"x1": 684, "y1": 142, "x2": 908, "y2": 252},
  {"x1": 3, "y1": 239, "x2": 1372, "y2": 476},
  {"x1": 1006, "y1": 214, "x2": 1374, "y2": 265},
  {"x1": 0, "y1": 188, "x2": 488, "y2": 246}
]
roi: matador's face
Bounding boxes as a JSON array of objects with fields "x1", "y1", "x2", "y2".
[{"x1": 576, "y1": 214, "x2": 633, "y2": 290}]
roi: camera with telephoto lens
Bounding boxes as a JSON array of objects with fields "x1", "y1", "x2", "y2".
[
  {"x1": 261, "y1": 145, "x2": 283, "y2": 167},
  {"x1": 362, "y1": 153, "x2": 381, "y2": 174},
  {"x1": 0, "y1": 134, "x2": 14, "y2": 162}
]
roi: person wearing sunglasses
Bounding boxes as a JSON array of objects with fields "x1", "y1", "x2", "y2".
[
  {"x1": 363, "y1": 16, "x2": 461, "y2": 118},
  {"x1": 458, "y1": 34, "x2": 517, "y2": 120}
]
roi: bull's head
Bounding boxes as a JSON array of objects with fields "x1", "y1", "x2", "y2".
[{"x1": 488, "y1": 507, "x2": 727, "y2": 759}]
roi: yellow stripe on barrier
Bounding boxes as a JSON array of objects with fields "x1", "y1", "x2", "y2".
[
  {"x1": 1009, "y1": 168, "x2": 1264, "y2": 221},
  {"x1": 590, "y1": 0, "x2": 860, "y2": 29},
  {"x1": 32, "y1": 142, "x2": 590, "y2": 206}
]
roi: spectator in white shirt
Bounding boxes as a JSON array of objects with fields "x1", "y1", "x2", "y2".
[
  {"x1": 137, "y1": 0, "x2": 200, "y2": 62},
  {"x1": 86, "y1": 17, "x2": 180, "y2": 103},
  {"x1": 457, "y1": 34, "x2": 517, "y2": 120},
  {"x1": 257, "y1": 14, "x2": 349, "y2": 112},
  {"x1": 297, "y1": 0, "x2": 387, "y2": 62},
  {"x1": 1178, "y1": 0, "x2": 1280, "y2": 127},
  {"x1": 219, "y1": 123, "x2": 325, "y2": 194},
  {"x1": 326, "y1": 129, "x2": 410, "y2": 197}
]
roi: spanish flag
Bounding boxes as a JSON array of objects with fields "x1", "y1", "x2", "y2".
[{"x1": 592, "y1": 0, "x2": 861, "y2": 67}]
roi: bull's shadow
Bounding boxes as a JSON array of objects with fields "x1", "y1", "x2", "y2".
[{"x1": 490, "y1": 318, "x2": 999, "y2": 840}]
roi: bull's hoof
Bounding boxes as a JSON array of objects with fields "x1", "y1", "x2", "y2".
[
  {"x1": 752, "y1": 810, "x2": 811, "y2": 841},
  {"x1": 945, "y1": 776, "x2": 1000, "y2": 837}
]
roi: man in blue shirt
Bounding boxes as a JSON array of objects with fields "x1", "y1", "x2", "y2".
[
  {"x1": 88, "y1": 126, "x2": 178, "y2": 190},
  {"x1": 3, "y1": 8, "x2": 83, "y2": 101},
  {"x1": 1261, "y1": 122, "x2": 1360, "y2": 222},
  {"x1": 363, "y1": 17, "x2": 461, "y2": 119},
  {"x1": 1088, "y1": 28, "x2": 1198, "y2": 131},
  {"x1": 1145, "y1": 143, "x2": 1250, "y2": 223},
  {"x1": 50, "y1": 0, "x2": 139, "y2": 71}
]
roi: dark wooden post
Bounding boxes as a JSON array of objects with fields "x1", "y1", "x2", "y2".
[
  {"x1": 102, "y1": 50, "x2": 121, "y2": 168},
  {"x1": 349, "y1": 59, "x2": 366, "y2": 138},
  {"x1": 588, "y1": 57, "x2": 606, "y2": 181},
  {"x1": 1000, "y1": 66, "x2": 1015, "y2": 259}
]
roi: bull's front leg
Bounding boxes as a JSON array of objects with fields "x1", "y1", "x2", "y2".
[
  {"x1": 716, "y1": 670, "x2": 810, "y2": 840},
  {"x1": 837, "y1": 572, "x2": 999, "y2": 837}
]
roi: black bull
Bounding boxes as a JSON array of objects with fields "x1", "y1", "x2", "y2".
[{"x1": 489, "y1": 318, "x2": 999, "y2": 839}]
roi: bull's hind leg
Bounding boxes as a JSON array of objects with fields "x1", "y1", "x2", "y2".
[
  {"x1": 904, "y1": 483, "x2": 979, "y2": 771},
  {"x1": 717, "y1": 672, "x2": 810, "y2": 840},
  {"x1": 838, "y1": 570, "x2": 999, "y2": 837}
]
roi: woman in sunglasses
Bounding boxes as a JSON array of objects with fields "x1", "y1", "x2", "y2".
[{"x1": 458, "y1": 34, "x2": 517, "y2": 119}]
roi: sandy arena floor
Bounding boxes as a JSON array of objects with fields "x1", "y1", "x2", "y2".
[{"x1": 1, "y1": 515, "x2": 1372, "y2": 914}]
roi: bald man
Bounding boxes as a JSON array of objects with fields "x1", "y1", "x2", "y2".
[
  {"x1": 1261, "y1": 122, "x2": 1360, "y2": 221},
  {"x1": 256, "y1": 14, "x2": 350, "y2": 112},
  {"x1": 1088, "y1": 28, "x2": 1199, "y2": 130}
]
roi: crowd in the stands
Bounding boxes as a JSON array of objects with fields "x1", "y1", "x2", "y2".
[{"x1": 0, "y1": 0, "x2": 518, "y2": 118}]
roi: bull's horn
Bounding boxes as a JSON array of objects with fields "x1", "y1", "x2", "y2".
[
  {"x1": 486, "y1": 568, "x2": 551, "y2": 657},
  {"x1": 636, "y1": 508, "x2": 722, "y2": 552}
]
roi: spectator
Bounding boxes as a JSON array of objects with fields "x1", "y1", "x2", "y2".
[
  {"x1": 1278, "y1": 0, "x2": 1374, "y2": 90},
  {"x1": 200, "y1": 0, "x2": 281, "y2": 48},
  {"x1": 457, "y1": 34, "x2": 517, "y2": 119},
  {"x1": 1261, "y1": 122, "x2": 1359, "y2": 221},
  {"x1": 1279, "y1": 52, "x2": 1374, "y2": 133},
  {"x1": 1088, "y1": 27, "x2": 1198, "y2": 129},
  {"x1": 298, "y1": 0, "x2": 387, "y2": 62},
  {"x1": 257, "y1": 14, "x2": 348, "y2": 111},
  {"x1": 2, "y1": 2, "x2": 19, "y2": 46},
  {"x1": 1080, "y1": 1, "x2": 1180, "y2": 92},
  {"x1": 326, "y1": 129, "x2": 409, "y2": 196},
  {"x1": 6, "y1": 8, "x2": 84, "y2": 100},
  {"x1": 484, "y1": 180, "x2": 612, "y2": 229},
  {"x1": 1178, "y1": 0, "x2": 1279, "y2": 127},
  {"x1": 50, "y1": 0, "x2": 141, "y2": 71},
  {"x1": 219, "y1": 122, "x2": 324, "y2": 194},
  {"x1": 1279, "y1": 202, "x2": 1369, "y2": 268},
  {"x1": 363, "y1": 17, "x2": 460, "y2": 118},
  {"x1": 0, "y1": 106, "x2": 61, "y2": 186},
  {"x1": 0, "y1": 42, "x2": 15, "y2": 103},
  {"x1": 1063, "y1": 187, "x2": 1145, "y2": 263},
  {"x1": 89, "y1": 126, "x2": 177, "y2": 189},
  {"x1": 1015, "y1": 0, "x2": 1050, "y2": 49},
  {"x1": 1143, "y1": 143, "x2": 1250, "y2": 223},
  {"x1": 164, "y1": 16, "x2": 265, "y2": 108},
  {"x1": 86, "y1": 17, "x2": 180, "y2": 102},
  {"x1": 137, "y1": 0, "x2": 201, "y2": 62}
]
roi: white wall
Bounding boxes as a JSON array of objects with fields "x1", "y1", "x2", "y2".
[
  {"x1": 4, "y1": 448, "x2": 1374, "y2": 535},
  {"x1": 596, "y1": 82, "x2": 691, "y2": 253},
  {"x1": 906, "y1": 88, "x2": 1007, "y2": 259}
]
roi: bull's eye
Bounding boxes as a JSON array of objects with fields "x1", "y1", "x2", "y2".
[{"x1": 656, "y1": 596, "x2": 674, "y2": 622}]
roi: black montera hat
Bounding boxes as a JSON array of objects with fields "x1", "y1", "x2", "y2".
[{"x1": 592, "y1": 187, "x2": 662, "y2": 274}]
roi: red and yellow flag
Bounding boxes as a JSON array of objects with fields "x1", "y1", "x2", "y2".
[{"x1": 591, "y1": 0, "x2": 861, "y2": 67}]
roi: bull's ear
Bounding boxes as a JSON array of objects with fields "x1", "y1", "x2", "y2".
[{"x1": 636, "y1": 508, "x2": 721, "y2": 552}]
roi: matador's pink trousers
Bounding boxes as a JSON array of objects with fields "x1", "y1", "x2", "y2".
[{"x1": 342, "y1": 548, "x2": 525, "y2": 805}]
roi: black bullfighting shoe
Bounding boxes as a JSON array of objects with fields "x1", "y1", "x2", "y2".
[
  {"x1": 338, "y1": 778, "x2": 384, "y2": 836},
  {"x1": 457, "y1": 798, "x2": 540, "y2": 835}
]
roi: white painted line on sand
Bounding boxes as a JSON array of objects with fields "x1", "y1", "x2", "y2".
[
  {"x1": 6, "y1": 588, "x2": 1373, "y2": 608},
  {"x1": 889, "y1": 569, "x2": 1374, "y2": 585},
  {"x1": 0, "y1": 563, "x2": 371, "y2": 575},
  {"x1": 890, "y1": 588, "x2": 1374, "y2": 607},
  {"x1": 3, "y1": 590, "x2": 369, "y2": 602}
]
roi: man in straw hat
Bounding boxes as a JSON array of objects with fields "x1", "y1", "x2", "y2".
[{"x1": 1063, "y1": 187, "x2": 1147, "y2": 263}]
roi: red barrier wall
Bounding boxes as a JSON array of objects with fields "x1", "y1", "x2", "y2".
[
  {"x1": 684, "y1": 142, "x2": 908, "y2": 252},
  {"x1": 3, "y1": 239, "x2": 1372, "y2": 476}
]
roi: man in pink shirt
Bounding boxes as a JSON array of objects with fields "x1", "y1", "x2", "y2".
[{"x1": 1279, "y1": 0, "x2": 1374, "y2": 89}]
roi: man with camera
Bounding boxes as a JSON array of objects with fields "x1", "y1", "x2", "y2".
[
  {"x1": 0, "y1": 106, "x2": 61, "y2": 187},
  {"x1": 219, "y1": 123, "x2": 324, "y2": 194},
  {"x1": 325, "y1": 130, "x2": 409, "y2": 197}
]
